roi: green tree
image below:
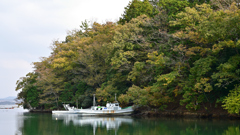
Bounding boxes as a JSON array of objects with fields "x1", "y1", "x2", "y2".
[
  {"x1": 16, "y1": 72, "x2": 40, "y2": 109},
  {"x1": 118, "y1": 0, "x2": 158, "y2": 24},
  {"x1": 34, "y1": 57, "x2": 65, "y2": 109}
]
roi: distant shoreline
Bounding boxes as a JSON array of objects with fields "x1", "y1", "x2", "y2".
[
  {"x1": 0, "y1": 96, "x2": 17, "y2": 105},
  {"x1": 0, "y1": 101, "x2": 16, "y2": 105}
]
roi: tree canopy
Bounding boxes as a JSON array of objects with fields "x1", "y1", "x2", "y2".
[{"x1": 16, "y1": 1, "x2": 240, "y2": 115}]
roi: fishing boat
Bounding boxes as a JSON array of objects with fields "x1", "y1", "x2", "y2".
[
  {"x1": 52, "y1": 94, "x2": 134, "y2": 116},
  {"x1": 52, "y1": 104, "x2": 80, "y2": 114},
  {"x1": 79, "y1": 94, "x2": 133, "y2": 116}
]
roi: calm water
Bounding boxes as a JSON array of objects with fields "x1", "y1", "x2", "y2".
[{"x1": 1, "y1": 106, "x2": 240, "y2": 135}]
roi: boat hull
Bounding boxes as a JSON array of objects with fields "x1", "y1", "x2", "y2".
[
  {"x1": 52, "y1": 110, "x2": 80, "y2": 114},
  {"x1": 79, "y1": 108, "x2": 133, "y2": 116}
]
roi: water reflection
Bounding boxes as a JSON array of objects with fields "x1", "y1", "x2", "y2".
[
  {"x1": 0, "y1": 105, "x2": 28, "y2": 135},
  {"x1": 52, "y1": 114, "x2": 133, "y2": 135},
  {"x1": 16, "y1": 113, "x2": 240, "y2": 135}
]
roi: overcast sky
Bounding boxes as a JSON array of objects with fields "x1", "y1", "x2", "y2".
[{"x1": 0, "y1": 0, "x2": 131, "y2": 98}]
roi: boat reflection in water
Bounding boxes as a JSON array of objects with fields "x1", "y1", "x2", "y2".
[{"x1": 52, "y1": 114, "x2": 133, "y2": 135}]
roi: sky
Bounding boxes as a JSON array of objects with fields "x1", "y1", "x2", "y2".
[{"x1": 0, "y1": 0, "x2": 132, "y2": 98}]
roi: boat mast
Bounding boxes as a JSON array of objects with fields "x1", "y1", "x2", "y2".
[
  {"x1": 76, "y1": 99, "x2": 78, "y2": 109},
  {"x1": 115, "y1": 93, "x2": 117, "y2": 102},
  {"x1": 93, "y1": 94, "x2": 96, "y2": 106}
]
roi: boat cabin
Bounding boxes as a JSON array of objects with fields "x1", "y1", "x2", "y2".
[
  {"x1": 91, "y1": 102, "x2": 121, "y2": 111},
  {"x1": 63, "y1": 104, "x2": 77, "y2": 111}
]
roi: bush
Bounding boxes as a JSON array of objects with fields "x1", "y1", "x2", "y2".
[{"x1": 222, "y1": 85, "x2": 240, "y2": 114}]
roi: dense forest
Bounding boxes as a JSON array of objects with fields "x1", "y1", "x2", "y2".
[{"x1": 16, "y1": 0, "x2": 240, "y2": 114}]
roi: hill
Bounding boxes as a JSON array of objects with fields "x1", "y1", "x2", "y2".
[{"x1": 0, "y1": 96, "x2": 16, "y2": 105}]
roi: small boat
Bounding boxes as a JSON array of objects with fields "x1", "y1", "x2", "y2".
[
  {"x1": 79, "y1": 94, "x2": 133, "y2": 116},
  {"x1": 79, "y1": 103, "x2": 133, "y2": 116},
  {"x1": 52, "y1": 94, "x2": 134, "y2": 116},
  {"x1": 52, "y1": 104, "x2": 80, "y2": 114}
]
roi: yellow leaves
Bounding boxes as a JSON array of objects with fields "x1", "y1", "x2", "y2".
[
  {"x1": 96, "y1": 89, "x2": 109, "y2": 102},
  {"x1": 170, "y1": 5, "x2": 204, "y2": 28},
  {"x1": 212, "y1": 40, "x2": 236, "y2": 54},
  {"x1": 110, "y1": 50, "x2": 135, "y2": 69},
  {"x1": 157, "y1": 71, "x2": 179, "y2": 86},
  {"x1": 222, "y1": 85, "x2": 240, "y2": 114},
  {"x1": 173, "y1": 44, "x2": 186, "y2": 52},
  {"x1": 195, "y1": 3, "x2": 212, "y2": 15},
  {"x1": 123, "y1": 51, "x2": 135, "y2": 57},
  {"x1": 237, "y1": 40, "x2": 240, "y2": 48},
  {"x1": 51, "y1": 54, "x2": 74, "y2": 71},
  {"x1": 200, "y1": 48, "x2": 211, "y2": 56},
  {"x1": 147, "y1": 51, "x2": 167, "y2": 66},
  {"x1": 171, "y1": 3, "x2": 239, "y2": 44},
  {"x1": 200, "y1": 77, "x2": 210, "y2": 84},
  {"x1": 194, "y1": 78, "x2": 212, "y2": 93},
  {"x1": 124, "y1": 85, "x2": 149, "y2": 105},
  {"x1": 129, "y1": 14, "x2": 149, "y2": 26},
  {"x1": 171, "y1": 7, "x2": 198, "y2": 27},
  {"x1": 172, "y1": 45, "x2": 210, "y2": 58},
  {"x1": 114, "y1": 15, "x2": 148, "y2": 42},
  {"x1": 96, "y1": 84, "x2": 118, "y2": 102},
  {"x1": 173, "y1": 86, "x2": 179, "y2": 97},
  {"x1": 212, "y1": 44, "x2": 223, "y2": 54},
  {"x1": 118, "y1": 94, "x2": 131, "y2": 106},
  {"x1": 225, "y1": 40, "x2": 236, "y2": 48},
  {"x1": 228, "y1": 2, "x2": 239, "y2": 12},
  {"x1": 53, "y1": 57, "x2": 66, "y2": 64},
  {"x1": 128, "y1": 61, "x2": 146, "y2": 81},
  {"x1": 171, "y1": 2, "x2": 240, "y2": 52},
  {"x1": 172, "y1": 31, "x2": 185, "y2": 38}
]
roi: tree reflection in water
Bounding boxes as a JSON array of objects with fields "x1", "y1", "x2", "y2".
[
  {"x1": 17, "y1": 113, "x2": 240, "y2": 135},
  {"x1": 52, "y1": 114, "x2": 133, "y2": 135}
]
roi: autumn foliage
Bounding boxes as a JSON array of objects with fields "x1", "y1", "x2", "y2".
[{"x1": 16, "y1": 1, "x2": 240, "y2": 114}]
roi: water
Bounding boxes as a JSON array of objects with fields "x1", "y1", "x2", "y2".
[
  {"x1": 0, "y1": 105, "x2": 28, "y2": 135},
  {"x1": 1, "y1": 106, "x2": 240, "y2": 135}
]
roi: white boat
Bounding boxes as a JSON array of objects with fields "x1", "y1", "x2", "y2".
[
  {"x1": 79, "y1": 94, "x2": 133, "y2": 116},
  {"x1": 79, "y1": 102, "x2": 133, "y2": 116},
  {"x1": 52, "y1": 94, "x2": 134, "y2": 116},
  {"x1": 52, "y1": 104, "x2": 80, "y2": 114}
]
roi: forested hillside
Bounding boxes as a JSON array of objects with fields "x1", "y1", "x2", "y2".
[{"x1": 16, "y1": 0, "x2": 240, "y2": 114}]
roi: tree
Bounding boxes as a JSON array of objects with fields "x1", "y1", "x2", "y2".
[
  {"x1": 16, "y1": 72, "x2": 40, "y2": 109},
  {"x1": 118, "y1": 0, "x2": 158, "y2": 24},
  {"x1": 34, "y1": 57, "x2": 65, "y2": 109}
]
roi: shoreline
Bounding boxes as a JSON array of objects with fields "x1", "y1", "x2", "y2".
[
  {"x1": 29, "y1": 109, "x2": 52, "y2": 113},
  {"x1": 28, "y1": 109, "x2": 240, "y2": 119},
  {"x1": 134, "y1": 110, "x2": 240, "y2": 119},
  {"x1": 133, "y1": 104, "x2": 240, "y2": 119},
  {"x1": 26, "y1": 102, "x2": 240, "y2": 119}
]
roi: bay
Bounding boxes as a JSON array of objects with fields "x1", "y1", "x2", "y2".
[{"x1": 0, "y1": 106, "x2": 240, "y2": 135}]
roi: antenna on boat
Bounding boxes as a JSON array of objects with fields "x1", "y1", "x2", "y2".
[
  {"x1": 115, "y1": 93, "x2": 117, "y2": 102},
  {"x1": 93, "y1": 94, "x2": 96, "y2": 106}
]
